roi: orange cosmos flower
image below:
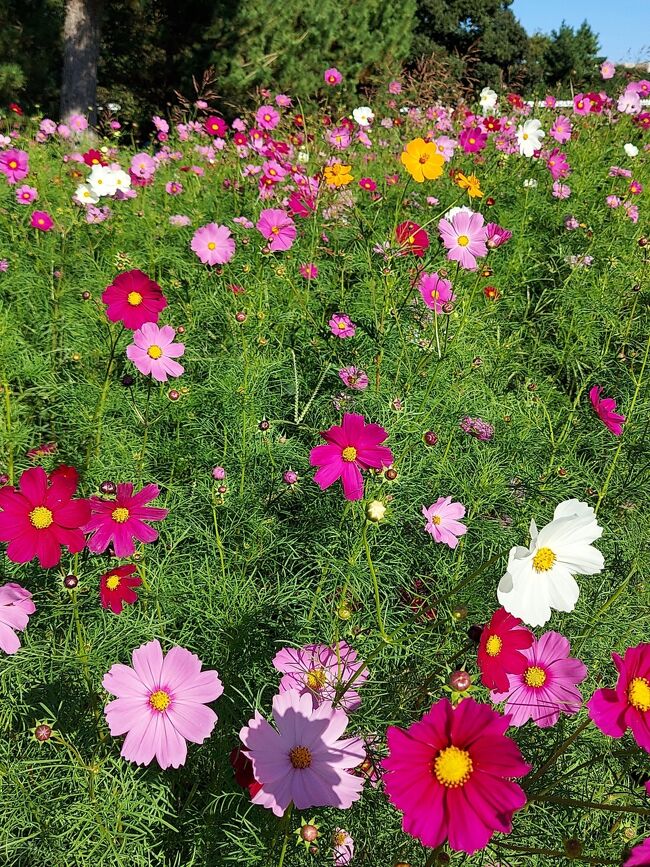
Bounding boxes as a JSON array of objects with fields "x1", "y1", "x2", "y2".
[
  {"x1": 323, "y1": 163, "x2": 354, "y2": 187},
  {"x1": 400, "y1": 138, "x2": 444, "y2": 183},
  {"x1": 455, "y1": 172, "x2": 484, "y2": 198}
]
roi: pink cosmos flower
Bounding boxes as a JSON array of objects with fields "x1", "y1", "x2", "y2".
[
  {"x1": 165, "y1": 181, "x2": 183, "y2": 195},
  {"x1": 329, "y1": 313, "x2": 356, "y2": 338},
  {"x1": 15, "y1": 184, "x2": 38, "y2": 205},
  {"x1": 422, "y1": 497, "x2": 467, "y2": 549},
  {"x1": 103, "y1": 639, "x2": 223, "y2": 768},
  {"x1": 190, "y1": 223, "x2": 235, "y2": 265},
  {"x1": 324, "y1": 68, "x2": 343, "y2": 86},
  {"x1": 170, "y1": 214, "x2": 191, "y2": 226},
  {"x1": 0, "y1": 149, "x2": 29, "y2": 184},
  {"x1": 573, "y1": 93, "x2": 592, "y2": 115},
  {"x1": 618, "y1": 88, "x2": 641, "y2": 115},
  {"x1": 418, "y1": 272, "x2": 455, "y2": 313},
  {"x1": 310, "y1": 413, "x2": 394, "y2": 501},
  {"x1": 606, "y1": 195, "x2": 622, "y2": 208},
  {"x1": 327, "y1": 125, "x2": 352, "y2": 149},
  {"x1": 388, "y1": 80, "x2": 402, "y2": 94},
  {"x1": 550, "y1": 116, "x2": 572, "y2": 144},
  {"x1": 588, "y1": 643, "x2": 650, "y2": 752},
  {"x1": 546, "y1": 148, "x2": 570, "y2": 180},
  {"x1": 626, "y1": 838, "x2": 650, "y2": 866},
  {"x1": 438, "y1": 210, "x2": 488, "y2": 271},
  {"x1": 358, "y1": 177, "x2": 377, "y2": 191},
  {"x1": 383, "y1": 697, "x2": 530, "y2": 854},
  {"x1": 491, "y1": 631, "x2": 587, "y2": 728},
  {"x1": 130, "y1": 153, "x2": 156, "y2": 180},
  {"x1": 629, "y1": 180, "x2": 643, "y2": 195},
  {"x1": 256, "y1": 105, "x2": 280, "y2": 130},
  {"x1": 30, "y1": 211, "x2": 53, "y2": 231},
  {"x1": 552, "y1": 182, "x2": 571, "y2": 199},
  {"x1": 590, "y1": 385, "x2": 626, "y2": 436},
  {"x1": 299, "y1": 263, "x2": 318, "y2": 280},
  {"x1": 273, "y1": 641, "x2": 368, "y2": 711},
  {"x1": 256, "y1": 208, "x2": 296, "y2": 252},
  {"x1": 85, "y1": 482, "x2": 168, "y2": 558},
  {"x1": 239, "y1": 688, "x2": 365, "y2": 817},
  {"x1": 333, "y1": 829, "x2": 354, "y2": 865},
  {"x1": 461, "y1": 416, "x2": 494, "y2": 440},
  {"x1": 339, "y1": 366, "x2": 369, "y2": 390},
  {"x1": 126, "y1": 322, "x2": 185, "y2": 382},
  {"x1": 486, "y1": 223, "x2": 512, "y2": 248},
  {"x1": 544, "y1": 94, "x2": 557, "y2": 108},
  {"x1": 0, "y1": 583, "x2": 35, "y2": 654},
  {"x1": 601, "y1": 60, "x2": 616, "y2": 79},
  {"x1": 275, "y1": 93, "x2": 292, "y2": 107},
  {"x1": 102, "y1": 270, "x2": 167, "y2": 330},
  {"x1": 204, "y1": 116, "x2": 227, "y2": 137},
  {"x1": 432, "y1": 136, "x2": 457, "y2": 161}
]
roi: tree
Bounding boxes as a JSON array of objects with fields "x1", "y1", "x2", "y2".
[
  {"x1": 60, "y1": 0, "x2": 104, "y2": 121},
  {"x1": 543, "y1": 21, "x2": 601, "y2": 89}
]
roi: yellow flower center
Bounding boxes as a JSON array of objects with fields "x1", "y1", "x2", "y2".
[
  {"x1": 271, "y1": 225, "x2": 280, "y2": 234},
  {"x1": 485, "y1": 634, "x2": 503, "y2": 657},
  {"x1": 524, "y1": 665, "x2": 547, "y2": 687},
  {"x1": 430, "y1": 514, "x2": 441, "y2": 525},
  {"x1": 147, "y1": 344, "x2": 163, "y2": 359},
  {"x1": 628, "y1": 677, "x2": 650, "y2": 712},
  {"x1": 29, "y1": 506, "x2": 53, "y2": 529},
  {"x1": 106, "y1": 574, "x2": 121, "y2": 591},
  {"x1": 207, "y1": 241, "x2": 216, "y2": 250},
  {"x1": 469, "y1": 137, "x2": 475, "y2": 144},
  {"x1": 342, "y1": 446, "x2": 357, "y2": 462},
  {"x1": 523, "y1": 133, "x2": 529, "y2": 140},
  {"x1": 334, "y1": 831, "x2": 347, "y2": 846},
  {"x1": 533, "y1": 547, "x2": 556, "y2": 572},
  {"x1": 457, "y1": 234, "x2": 469, "y2": 247},
  {"x1": 112, "y1": 507, "x2": 130, "y2": 523},
  {"x1": 306, "y1": 668, "x2": 327, "y2": 690},
  {"x1": 434, "y1": 746, "x2": 473, "y2": 788},
  {"x1": 127, "y1": 291, "x2": 143, "y2": 306},
  {"x1": 289, "y1": 745, "x2": 312, "y2": 769},
  {"x1": 407, "y1": 235, "x2": 415, "y2": 245},
  {"x1": 149, "y1": 690, "x2": 171, "y2": 712},
  {"x1": 9, "y1": 160, "x2": 17, "y2": 169}
]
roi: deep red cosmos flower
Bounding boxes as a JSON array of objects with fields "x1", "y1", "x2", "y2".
[
  {"x1": 83, "y1": 149, "x2": 107, "y2": 167},
  {"x1": 100, "y1": 564, "x2": 142, "y2": 614},
  {"x1": 101, "y1": 270, "x2": 168, "y2": 330},
  {"x1": 204, "y1": 116, "x2": 227, "y2": 137},
  {"x1": 0, "y1": 466, "x2": 90, "y2": 568},
  {"x1": 395, "y1": 221, "x2": 429, "y2": 258},
  {"x1": 85, "y1": 483, "x2": 168, "y2": 558},
  {"x1": 477, "y1": 607, "x2": 535, "y2": 692},
  {"x1": 229, "y1": 747, "x2": 263, "y2": 798}
]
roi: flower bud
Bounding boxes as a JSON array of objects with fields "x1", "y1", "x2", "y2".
[
  {"x1": 366, "y1": 500, "x2": 386, "y2": 522},
  {"x1": 64, "y1": 574, "x2": 78, "y2": 589},
  {"x1": 449, "y1": 670, "x2": 471, "y2": 692}
]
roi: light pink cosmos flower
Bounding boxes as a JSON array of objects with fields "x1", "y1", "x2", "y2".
[
  {"x1": 601, "y1": 60, "x2": 616, "y2": 79},
  {"x1": 418, "y1": 272, "x2": 455, "y2": 313},
  {"x1": 255, "y1": 105, "x2": 280, "y2": 130},
  {"x1": 422, "y1": 497, "x2": 468, "y2": 549},
  {"x1": 432, "y1": 136, "x2": 458, "y2": 161},
  {"x1": 256, "y1": 208, "x2": 296, "y2": 252},
  {"x1": 618, "y1": 87, "x2": 641, "y2": 115},
  {"x1": 491, "y1": 631, "x2": 587, "y2": 728},
  {"x1": 333, "y1": 829, "x2": 354, "y2": 865},
  {"x1": 275, "y1": 93, "x2": 292, "y2": 107},
  {"x1": 126, "y1": 322, "x2": 185, "y2": 382},
  {"x1": 438, "y1": 210, "x2": 488, "y2": 271},
  {"x1": 170, "y1": 214, "x2": 191, "y2": 226},
  {"x1": 165, "y1": 181, "x2": 183, "y2": 195},
  {"x1": 339, "y1": 366, "x2": 369, "y2": 390},
  {"x1": 15, "y1": 184, "x2": 38, "y2": 205},
  {"x1": 85, "y1": 482, "x2": 168, "y2": 558},
  {"x1": 272, "y1": 641, "x2": 368, "y2": 711},
  {"x1": 329, "y1": 313, "x2": 356, "y2": 338},
  {"x1": 239, "y1": 688, "x2": 365, "y2": 817},
  {"x1": 0, "y1": 583, "x2": 35, "y2": 654},
  {"x1": 590, "y1": 386, "x2": 626, "y2": 436},
  {"x1": 130, "y1": 152, "x2": 156, "y2": 179},
  {"x1": 552, "y1": 182, "x2": 571, "y2": 199},
  {"x1": 190, "y1": 223, "x2": 236, "y2": 265},
  {"x1": 549, "y1": 116, "x2": 572, "y2": 144},
  {"x1": 103, "y1": 639, "x2": 223, "y2": 769}
]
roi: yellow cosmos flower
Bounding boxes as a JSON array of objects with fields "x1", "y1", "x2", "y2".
[
  {"x1": 400, "y1": 138, "x2": 444, "y2": 183},
  {"x1": 323, "y1": 163, "x2": 354, "y2": 187},
  {"x1": 455, "y1": 172, "x2": 484, "y2": 198}
]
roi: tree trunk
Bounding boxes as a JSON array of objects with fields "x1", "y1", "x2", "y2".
[{"x1": 60, "y1": 0, "x2": 104, "y2": 123}]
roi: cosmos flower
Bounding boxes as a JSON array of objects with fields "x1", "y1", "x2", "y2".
[
  {"x1": 272, "y1": 642, "x2": 368, "y2": 711},
  {"x1": 477, "y1": 608, "x2": 534, "y2": 692},
  {"x1": 85, "y1": 482, "x2": 168, "y2": 558},
  {"x1": 400, "y1": 138, "x2": 444, "y2": 182},
  {"x1": 102, "y1": 270, "x2": 168, "y2": 330},
  {"x1": 422, "y1": 497, "x2": 467, "y2": 549},
  {"x1": 0, "y1": 149, "x2": 29, "y2": 184},
  {"x1": 190, "y1": 223, "x2": 236, "y2": 265},
  {"x1": 324, "y1": 68, "x2": 343, "y2": 86},
  {"x1": 0, "y1": 583, "x2": 35, "y2": 654},
  {"x1": 323, "y1": 163, "x2": 354, "y2": 187},
  {"x1": 395, "y1": 221, "x2": 429, "y2": 257},
  {"x1": 310, "y1": 413, "x2": 394, "y2": 501},
  {"x1": 329, "y1": 313, "x2": 356, "y2": 338},
  {"x1": 126, "y1": 323, "x2": 185, "y2": 382},
  {"x1": 256, "y1": 208, "x2": 296, "y2": 252},
  {"x1": 418, "y1": 272, "x2": 455, "y2": 313},
  {"x1": 103, "y1": 639, "x2": 223, "y2": 768},
  {"x1": 339, "y1": 366, "x2": 369, "y2": 390},
  {"x1": 589, "y1": 386, "x2": 626, "y2": 437},
  {"x1": 438, "y1": 210, "x2": 488, "y2": 271},
  {"x1": 383, "y1": 697, "x2": 530, "y2": 854},
  {"x1": 239, "y1": 688, "x2": 365, "y2": 817},
  {"x1": 333, "y1": 829, "x2": 354, "y2": 865},
  {"x1": 204, "y1": 116, "x2": 227, "y2": 137},
  {"x1": 490, "y1": 631, "x2": 587, "y2": 728},
  {"x1": 100, "y1": 564, "x2": 142, "y2": 614},
  {"x1": 15, "y1": 185, "x2": 38, "y2": 205},
  {"x1": 588, "y1": 642, "x2": 650, "y2": 753},
  {"x1": 625, "y1": 837, "x2": 650, "y2": 866},
  {"x1": 517, "y1": 118, "x2": 545, "y2": 156},
  {"x1": 30, "y1": 211, "x2": 54, "y2": 231}
]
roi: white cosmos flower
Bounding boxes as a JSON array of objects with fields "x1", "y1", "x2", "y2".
[
  {"x1": 479, "y1": 87, "x2": 498, "y2": 111},
  {"x1": 74, "y1": 184, "x2": 99, "y2": 205},
  {"x1": 624, "y1": 143, "x2": 639, "y2": 158},
  {"x1": 516, "y1": 118, "x2": 545, "y2": 157},
  {"x1": 497, "y1": 499, "x2": 604, "y2": 627},
  {"x1": 111, "y1": 168, "x2": 131, "y2": 191},
  {"x1": 88, "y1": 164, "x2": 118, "y2": 197},
  {"x1": 352, "y1": 106, "x2": 374, "y2": 127},
  {"x1": 523, "y1": 178, "x2": 538, "y2": 188},
  {"x1": 444, "y1": 205, "x2": 474, "y2": 220}
]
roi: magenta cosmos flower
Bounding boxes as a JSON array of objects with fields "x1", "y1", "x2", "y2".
[
  {"x1": 310, "y1": 413, "x2": 394, "y2": 501},
  {"x1": 383, "y1": 697, "x2": 530, "y2": 854},
  {"x1": 126, "y1": 322, "x2": 185, "y2": 382},
  {"x1": 587, "y1": 643, "x2": 650, "y2": 752},
  {"x1": 0, "y1": 149, "x2": 29, "y2": 184},
  {"x1": 272, "y1": 641, "x2": 368, "y2": 711},
  {"x1": 329, "y1": 313, "x2": 356, "y2": 338},
  {"x1": 339, "y1": 366, "x2": 369, "y2": 390},
  {"x1": 190, "y1": 223, "x2": 236, "y2": 266},
  {"x1": 255, "y1": 104, "x2": 280, "y2": 130},
  {"x1": 438, "y1": 210, "x2": 487, "y2": 271},
  {"x1": 31, "y1": 210, "x2": 53, "y2": 231},
  {"x1": 103, "y1": 639, "x2": 223, "y2": 768},
  {"x1": 418, "y1": 272, "x2": 455, "y2": 313},
  {"x1": 590, "y1": 385, "x2": 626, "y2": 436},
  {"x1": 491, "y1": 631, "x2": 587, "y2": 728},
  {"x1": 256, "y1": 208, "x2": 296, "y2": 252},
  {"x1": 0, "y1": 466, "x2": 90, "y2": 568},
  {"x1": 0, "y1": 583, "x2": 35, "y2": 654},
  {"x1": 477, "y1": 608, "x2": 534, "y2": 693},
  {"x1": 324, "y1": 67, "x2": 343, "y2": 86},
  {"x1": 422, "y1": 497, "x2": 467, "y2": 549},
  {"x1": 239, "y1": 688, "x2": 365, "y2": 816},
  {"x1": 102, "y1": 270, "x2": 168, "y2": 330},
  {"x1": 626, "y1": 838, "x2": 650, "y2": 866},
  {"x1": 85, "y1": 482, "x2": 168, "y2": 558}
]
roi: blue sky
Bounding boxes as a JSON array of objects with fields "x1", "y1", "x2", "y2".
[{"x1": 512, "y1": 0, "x2": 650, "y2": 62}]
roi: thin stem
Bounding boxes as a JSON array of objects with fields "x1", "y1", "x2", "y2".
[
  {"x1": 495, "y1": 842, "x2": 620, "y2": 864},
  {"x1": 1, "y1": 379, "x2": 13, "y2": 483},
  {"x1": 531, "y1": 794, "x2": 650, "y2": 816},
  {"x1": 276, "y1": 802, "x2": 293, "y2": 867},
  {"x1": 363, "y1": 521, "x2": 390, "y2": 642},
  {"x1": 526, "y1": 717, "x2": 592, "y2": 787}
]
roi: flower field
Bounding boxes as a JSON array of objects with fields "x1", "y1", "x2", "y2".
[{"x1": 0, "y1": 75, "x2": 649, "y2": 867}]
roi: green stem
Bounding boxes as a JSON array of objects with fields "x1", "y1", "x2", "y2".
[
  {"x1": 531, "y1": 794, "x2": 650, "y2": 816},
  {"x1": 212, "y1": 503, "x2": 227, "y2": 584},
  {"x1": 86, "y1": 324, "x2": 124, "y2": 468},
  {"x1": 495, "y1": 842, "x2": 620, "y2": 864},
  {"x1": 276, "y1": 802, "x2": 293, "y2": 867},
  {"x1": 526, "y1": 717, "x2": 592, "y2": 787},
  {"x1": 1, "y1": 379, "x2": 13, "y2": 483},
  {"x1": 363, "y1": 521, "x2": 390, "y2": 641}
]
